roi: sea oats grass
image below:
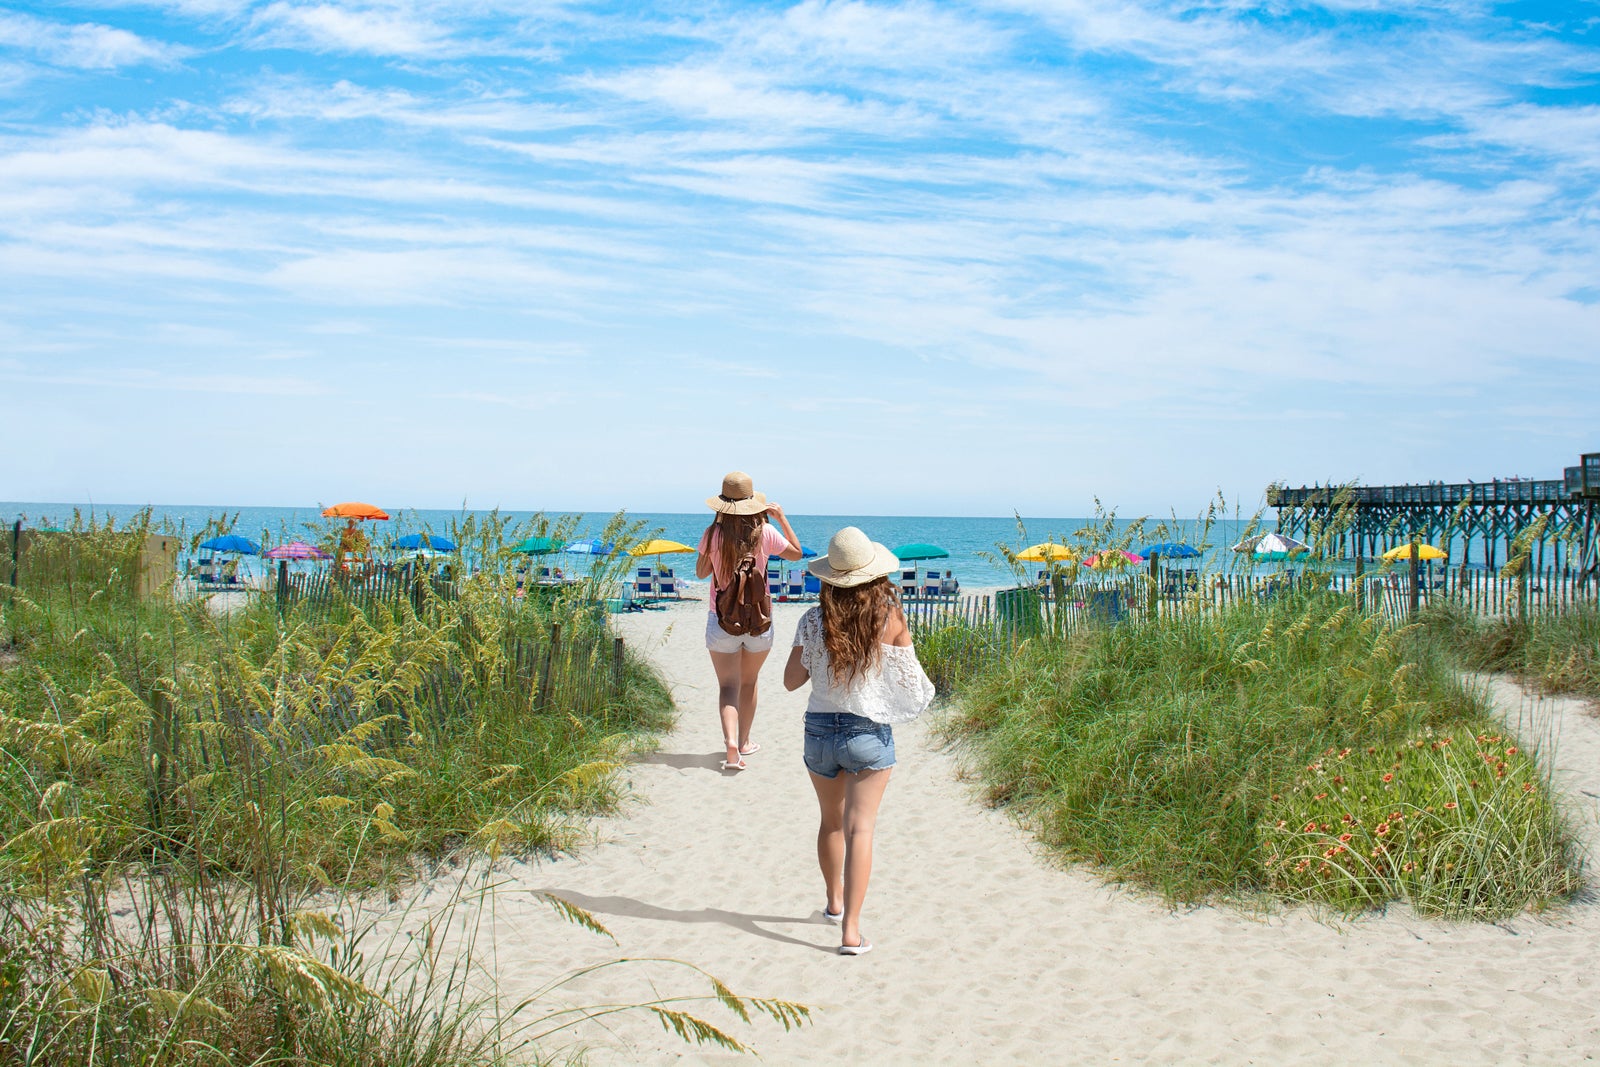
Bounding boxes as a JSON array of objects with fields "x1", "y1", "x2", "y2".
[
  {"x1": 936, "y1": 588, "x2": 1582, "y2": 915},
  {"x1": 0, "y1": 514, "x2": 804, "y2": 1064}
]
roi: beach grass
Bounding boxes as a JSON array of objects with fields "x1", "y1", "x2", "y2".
[
  {"x1": 1417, "y1": 599, "x2": 1600, "y2": 701},
  {"x1": 930, "y1": 587, "x2": 1582, "y2": 916},
  {"x1": 0, "y1": 514, "x2": 807, "y2": 1064}
]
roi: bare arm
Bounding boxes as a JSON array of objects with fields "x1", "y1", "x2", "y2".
[
  {"x1": 765, "y1": 503, "x2": 805, "y2": 562},
  {"x1": 883, "y1": 603, "x2": 912, "y2": 647},
  {"x1": 694, "y1": 524, "x2": 715, "y2": 579},
  {"x1": 783, "y1": 644, "x2": 809, "y2": 691}
]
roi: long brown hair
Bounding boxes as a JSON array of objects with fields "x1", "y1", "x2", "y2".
[
  {"x1": 819, "y1": 577, "x2": 896, "y2": 686},
  {"x1": 710, "y1": 512, "x2": 765, "y2": 580}
]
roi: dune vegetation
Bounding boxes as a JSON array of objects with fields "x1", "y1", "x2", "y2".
[
  {"x1": 0, "y1": 513, "x2": 806, "y2": 1066},
  {"x1": 920, "y1": 515, "x2": 1583, "y2": 918}
]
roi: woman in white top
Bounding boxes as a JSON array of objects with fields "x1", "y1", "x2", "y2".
[
  {"x1": 784, "y1": 527, "x2": 935, "y2": 956},
  {"x1": 696, "y1": 472, "x2": 804, "y2": 771}
]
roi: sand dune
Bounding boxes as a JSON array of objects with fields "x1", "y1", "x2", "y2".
[{"x1": 411, "y1": 598, "x2": 1599, "y2": 1064}]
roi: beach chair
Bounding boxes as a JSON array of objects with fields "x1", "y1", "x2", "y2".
[
  {"x1": 900, "y1": 569, "x2": 918, "y2": 599},
  {"x1": 921, "y1": 570, "x2": 941, "y2": 598},
  {"x1": 939, "y1": 574, "x2": 959, "y2": 595},
  {"x1": 784, "y1": 569, "x2": 805, "y2": 598},
  {"x1": 635, "y1": 573, "x2": 657, "y2": 598},
  {"x1": 657, "y1": 572, "x2": 679, "y2": 598},
  {"x1": 804, "y1": 574, "x2": 822, "y2": 597},
  {"x1": 768, "y1": 562, "x2": 784, "y2": 597}
]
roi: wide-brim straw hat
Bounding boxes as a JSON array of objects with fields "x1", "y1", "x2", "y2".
[
  {"x1": 808, "y1": 527, "x2": 899, "y2": 588},
  {"x1": 706, "y1": 471, "x2": 769, "y2": 515}
]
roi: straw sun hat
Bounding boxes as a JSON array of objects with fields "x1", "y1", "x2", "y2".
[
  {"x1": 808, "y1": 527, "x2": 900, "y2": 588},
  {"x1": 706, "y1": 471, "x2": 770, "y2": 515}
]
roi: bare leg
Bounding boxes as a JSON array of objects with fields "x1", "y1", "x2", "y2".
[
  {"x1": 809, "y1": 770, "x2": 847, "y2": 917},
  {"x1": 710, "y1": 643, "x2": 764, "y2": 767},
  {"x1": 839, "y1": 767, "x2": 892, "y2": 949},
  {"x1": 735, "y1": 646, "x2": 769, "y2": 752}
]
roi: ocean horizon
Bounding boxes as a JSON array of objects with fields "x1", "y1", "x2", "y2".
[{"x1": 2, "y1": 500, "x2": 1264, "y2": 588}]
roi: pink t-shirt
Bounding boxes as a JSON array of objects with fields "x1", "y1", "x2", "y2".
[{"x1": 697, "y1": 522, "x2": 791, "y2": 615}]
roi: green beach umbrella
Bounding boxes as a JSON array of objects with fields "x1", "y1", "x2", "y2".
[
  {"x1": 511, "y1": 536, "x2": 564, "y2": 554},
  {"x1": 891, "y1": 543, "x2": 949, "y2": 562}
]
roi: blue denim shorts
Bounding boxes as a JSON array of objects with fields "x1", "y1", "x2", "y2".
[{"x1": 803, "y1": 712, "x2": 895, "y2": 779}]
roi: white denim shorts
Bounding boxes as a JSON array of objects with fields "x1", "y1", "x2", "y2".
[{"x1": 705, "y1": 614, "x2": 774, "y2": 654}]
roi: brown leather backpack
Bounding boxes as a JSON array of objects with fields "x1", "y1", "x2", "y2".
[{"x1": 715, "y1": 552, "x2": 773, "y2": 636}]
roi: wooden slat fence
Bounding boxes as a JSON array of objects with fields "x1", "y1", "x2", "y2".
[{"x1": 276, "y1": 570, "x2": 460, "y2": 614}]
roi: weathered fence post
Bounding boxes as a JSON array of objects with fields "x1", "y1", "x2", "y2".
[
  {"x1": 537, "y1": 623, "x2": 561, "y2": 710},
  {"x1": 1408, "y1": 541, "x2": 1421, "y2": 619},
  {"x1": 276, "y1": 559, "x2": 289, "y2": 616}
]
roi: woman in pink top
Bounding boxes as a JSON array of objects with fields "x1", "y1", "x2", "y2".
[{"x1": 696, "y1": 471, "x2": 804, "y2": 770}]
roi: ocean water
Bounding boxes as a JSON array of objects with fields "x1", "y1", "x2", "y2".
[{"x1": 1, "y1": 502, "x2": 1262, "y2": 588}]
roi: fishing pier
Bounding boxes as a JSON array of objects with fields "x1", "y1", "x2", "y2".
[{"x1": 1267, "y1": 452, "x2": 1600, "y2": 573}]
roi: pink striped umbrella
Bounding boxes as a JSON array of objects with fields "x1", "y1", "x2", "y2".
[{"x1": 263, "y1": 541, "x2": 331, "y2": 561}]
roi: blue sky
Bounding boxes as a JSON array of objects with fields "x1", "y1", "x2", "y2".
[{"x1": 1, "y1": 0, "x2": 1597, "y2": 516}]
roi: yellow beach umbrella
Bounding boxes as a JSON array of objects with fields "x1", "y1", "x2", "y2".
[
  {"x1": 629, "y1": 538, "x2": 697, "y2": 579},
  {"x1": 1017, "y1": 543, "x2": 1078, "y2": 563},
  {"x1": 1381, "y1": 543, "x2": 1447, "y2": 562},
  {"x1": 630, "y1": 539, "x2": 696, "y2": 557}
]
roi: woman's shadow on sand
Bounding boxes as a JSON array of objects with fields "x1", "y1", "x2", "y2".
[
  {"x1": 631, "y1": 751, "x2": 732, "y2": 772},
  {"x1": 541, "y1": 889, "x2": 838, "y2": 953}
]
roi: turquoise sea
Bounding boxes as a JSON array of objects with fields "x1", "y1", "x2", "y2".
[{"x1": 1, "y1": 502, "x2": 1264, "y2": 588}]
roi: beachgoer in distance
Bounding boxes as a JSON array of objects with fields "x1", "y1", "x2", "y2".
[
  {"x1": 784, "y1": 527, "x2": 935, "y2": 956},
  {"x1": 696, "y1": 472, "x2": 804, "y2": 771}
]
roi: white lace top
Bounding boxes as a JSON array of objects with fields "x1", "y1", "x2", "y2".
[{"x1": 793, "y1": 607, "x2": 936, "y2": 725}]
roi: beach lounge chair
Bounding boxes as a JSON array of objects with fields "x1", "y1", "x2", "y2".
[
  {"x1": 921, "y1": 570, "x2": 942, "y2": 598},
  {"x1": 657, "y1": 572, "x2": 679, "y2": 598},
  {"x1": 635, "y1": 573, "x2": 657, "y2": 598},
  {"x1": 804, "y1": 574, "x2": 822, "y2": 597},
  {"x1": 939, "y1": 574, "x2": 959, "y2": 595},
  {"x1": 769, "y1": 562, "x2": 784, "y2": 597},
  {"x1": 900, "y1": 569, "x2": 918, "y2": 599},
  {"x1": 784, "y1": 569, "x2": 805, "y2": 598}
]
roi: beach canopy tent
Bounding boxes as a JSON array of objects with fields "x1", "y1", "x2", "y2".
[
  {"x1": 199, "y1": 534, "x2": 260, "y2": 555},
  {"x1": 1081, "y1": 549, "x2": 1145, "y2": 570},
  {"x1": 1232, "y1": 533, "x2": 1310, "y2": 562},
  {"x1": 564, "y1": 538, "x2": 616, "y2": 556},
  {"x1": 1017, "y1": 543, "x2": 1077, "y2": 563},
  {"x1": 263, "y1": 541, "x2": 331, "y2": 561},
  {"x1": 892, "y1": 543, "x2": 949, "y2": 562},
  {"x1": 1380, "y1": 543, "x2": 1447, "y2": 562},
  {"x1": 1141, "y1": 542, "x2": 1200, "y2": 559},
  {"x1": 322, "y1": 502, "x2": 390, "y2": 521},
  {"x1": 511, "y1": 536, "x2": 564, "y2": 555},
  {"x1": 393, "y1": 533, "x2": 457, "y2": 553}
]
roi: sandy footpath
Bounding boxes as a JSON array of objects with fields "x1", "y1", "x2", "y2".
[{"x1": 406, "y1": 598, "x2": 1599, "y2": 1065}]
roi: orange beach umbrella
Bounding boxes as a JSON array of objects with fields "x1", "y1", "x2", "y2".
[{"x1": 322, "y1": 502, "x2": 390, "y2": 520}]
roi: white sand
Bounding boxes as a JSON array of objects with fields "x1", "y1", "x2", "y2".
[{"x1": 404, "y1": 598, "x2": 1600, "y2": 1064}]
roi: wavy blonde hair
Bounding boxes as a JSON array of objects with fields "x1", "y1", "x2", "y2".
[{"x1": 819, "y1": 576, "x2": 896, "y2": 687}]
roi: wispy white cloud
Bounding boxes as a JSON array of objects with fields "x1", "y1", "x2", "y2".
[{"x1": 0, "y1": 10, "x2": 185, "y2": 68}]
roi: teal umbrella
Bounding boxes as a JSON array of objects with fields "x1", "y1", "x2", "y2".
[
  {"x1": 511, "y1": 536, "x2": 564, "y2": 554},
  {"x1": 892, "y1": 543, "x2": 949, "y2": 562}
]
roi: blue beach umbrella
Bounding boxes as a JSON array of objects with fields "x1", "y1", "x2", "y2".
[
  {"x1": 1140, "y1": 542, "x2": 1201, "y2": 560},
  {"x1": 394, "y1": 533, "x2": 457, "y2": 552},
  {"x1": 563, "y1": 538, "x2": 616, "y2": 556},
  {"x1": 199, "y1": 534, "x2": 260, "y2": 554}
]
